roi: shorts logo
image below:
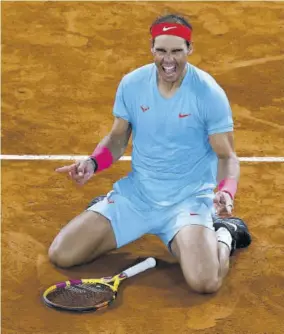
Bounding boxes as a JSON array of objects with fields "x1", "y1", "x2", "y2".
[
  {"x1": 141, "y1": 105, "x2": 150, "y2": 112},
  {"x1": 179, "y1": 113, "x2": 191, "y2": 118}
]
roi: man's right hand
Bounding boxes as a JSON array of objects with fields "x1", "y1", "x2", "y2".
[{"x1": 55, "y1": 158, "x2": 96, "y2": 185}]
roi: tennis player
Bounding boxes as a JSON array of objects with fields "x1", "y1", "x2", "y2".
[{"x1": 50, "y1": 14, "x2": 251, "y2": 294}]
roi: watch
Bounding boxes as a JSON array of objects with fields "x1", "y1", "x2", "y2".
[{"x1": 88, "y1": 157, "x2": 98, "y2": 173}]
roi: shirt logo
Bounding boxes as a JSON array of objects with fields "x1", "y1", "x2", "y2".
[
  {"x1": 179, "y1": 113, "x2": 191, "y2": 118},
  {"x1": 162, "y1": 26, "x2": 177, "y2": 32},
  {"x1": 141, "y1": 105, "x2": 149, "y2": 112}
]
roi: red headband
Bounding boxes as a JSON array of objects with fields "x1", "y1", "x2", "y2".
[{"x1": 151, "y1": 23, "x2": 192, "y2": 42}]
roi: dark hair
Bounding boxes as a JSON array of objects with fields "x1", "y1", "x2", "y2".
[{"x1": 150, "y1": 14, "x2": 192, "y2": 48}]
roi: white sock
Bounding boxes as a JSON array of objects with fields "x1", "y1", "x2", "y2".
[{"x1": 216, "y1": 227, "x2": 232, "y2": 252}]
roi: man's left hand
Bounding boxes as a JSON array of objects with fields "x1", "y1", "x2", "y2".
[{"x1": 213, "y1": 191, "x2": 233, "y2": 217}]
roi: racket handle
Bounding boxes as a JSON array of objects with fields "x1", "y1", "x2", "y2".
[{"x1": 123, "y1": 257, "x2": 156, "y2": 278}]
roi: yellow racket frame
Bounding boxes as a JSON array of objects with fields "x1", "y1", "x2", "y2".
[
  {"x1": 42, "y1": 257, "x2": 156, "y2": 312},
  {"x1": 42, "y1": 274, "x2": 127, "y2": 311}
]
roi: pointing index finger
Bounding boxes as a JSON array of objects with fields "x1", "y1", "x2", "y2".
[{"x1": 55, "y1": 164, "x2": 77, "y2": 173}]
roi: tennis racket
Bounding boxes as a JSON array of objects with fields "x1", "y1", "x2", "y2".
[{"x1": 42, "y1": 257, "x2": 156, "y2": 312}]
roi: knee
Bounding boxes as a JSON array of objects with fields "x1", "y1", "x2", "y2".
[
  {"x1": 48, "y1": 242, "x2": 74, "y2": 269},
  {"x1": 185, "y1": 274, "x2": 221, "y2": 294}
]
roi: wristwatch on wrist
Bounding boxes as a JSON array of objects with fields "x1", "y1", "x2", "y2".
[{"x1": 88, "y1": 157, "x2": 98, "y2": 173}]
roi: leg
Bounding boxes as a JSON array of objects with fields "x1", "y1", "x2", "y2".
[
  {"x1": 171, "y1": 225, "x2": 228, "y2": 294},
  {"x1": 49, "y1": 210, "x2": 116, "y2": 268},
  {"x1": 158, "y1": 194, "x2": 232, "y2": 294},
  {"x1": 217, "y1": 241, "x2": 230, "y2": 282},
  {"x1": 211, "y1": 215, "x2": 252, "y2": 283},
  {"x1": 167, "y1": 212, "x2": 251, "y2": 294},
  {"x1": 49, "y1": 191, "x2": 152, "y2": 268}
]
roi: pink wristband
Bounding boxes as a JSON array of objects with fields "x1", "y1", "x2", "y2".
[
  {"x1": 90, "y1": 146, "x2": 113, "y2": 173},
  {"x1": 217, "y1": 178, "x2": 237, "y2": 199}
]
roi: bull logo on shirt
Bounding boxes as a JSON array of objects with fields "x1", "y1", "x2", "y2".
[{"x1": 140, "y1": 105, "x2": 150, "y2": 112}]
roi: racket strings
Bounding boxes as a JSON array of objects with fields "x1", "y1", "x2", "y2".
[{"x1": 47, "y1": 283, "x2": 115, "y2": 308}]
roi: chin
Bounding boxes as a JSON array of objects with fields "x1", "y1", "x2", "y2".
[{"x1": 161, "y1": 72, "x2": 180, "y2": 83}]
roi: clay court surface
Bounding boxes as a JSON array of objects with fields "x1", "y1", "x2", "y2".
[{"x1": 2, "y1": 1, "x2": 284, "y2": 333}]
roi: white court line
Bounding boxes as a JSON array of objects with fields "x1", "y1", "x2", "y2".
[{"x1": 1, "y1": 155, "x2": 284, "y2": 162}]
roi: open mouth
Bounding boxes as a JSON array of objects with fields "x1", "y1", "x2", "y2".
[{"x1": 162, "y1": 65, "x2": 176, "y2": 75}]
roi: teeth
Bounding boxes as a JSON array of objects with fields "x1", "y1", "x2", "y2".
[{"x1": 163, "y1": 66, "x2": 175, "y2": 74}]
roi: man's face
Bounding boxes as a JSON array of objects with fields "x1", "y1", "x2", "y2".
[{"x1": 152, "y1": 35, "x2": 192, "y2": 83}]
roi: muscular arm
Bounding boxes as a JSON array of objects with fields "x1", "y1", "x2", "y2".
[
  {"x1": 209, "y1": 132, "x2": 240, "y2": 183},
  {"x1": 98, "y1": 117, "x2": 132, "y2": 162}
]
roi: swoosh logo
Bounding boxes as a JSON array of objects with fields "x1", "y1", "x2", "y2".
[
  {"x1": 179, "y1": 113, "x2": 191, "y2": 118},
  {"x1": 163, "y1": 27, "x2": 177, "y2": 32},
  {"x1": 226, "y1": 221, "x2": 237, "y2": 231}
]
